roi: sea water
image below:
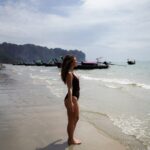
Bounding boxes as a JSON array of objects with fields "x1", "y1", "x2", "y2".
[
  {"x1": 78, "y1": 61, "x2": 150, "y2": 150},
  {"x1": 0, "y1": 62, "x2": 150, "y2": 150}
]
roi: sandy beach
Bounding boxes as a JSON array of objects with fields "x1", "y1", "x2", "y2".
[
  {"x1": 0, "y1": 64, "x2": 149, "y2": 150},
  {"x1": 36, "y1": 105, "x2": 126, "y2": 150},
  {"x1": 0, "y1": 103, "x2": 126, "y2": 150}
]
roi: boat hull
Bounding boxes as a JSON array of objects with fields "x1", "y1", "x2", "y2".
[{"x1": 75, "y1": 64, "x2": 109, "y2": 69}]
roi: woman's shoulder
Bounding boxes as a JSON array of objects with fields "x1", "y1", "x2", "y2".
[
  {"x1": 65, "y1": 72, "x2": 73, "y2": 84},
  {"x1": 66, "y1": 72, "x2": 73, "y2": 79}
]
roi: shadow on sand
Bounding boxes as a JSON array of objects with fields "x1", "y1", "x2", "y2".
[{"x1": 36, "y1": 139, "x2": 69, "y2": 150}]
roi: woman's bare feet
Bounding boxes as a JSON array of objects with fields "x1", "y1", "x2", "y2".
[{"x1": 68, "y1": 138, "x2": 81, "y2": 145}]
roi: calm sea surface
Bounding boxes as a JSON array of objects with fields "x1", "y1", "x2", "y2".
[{"x1": 0, "y1": 62, "x2": 150, "y2": 150}]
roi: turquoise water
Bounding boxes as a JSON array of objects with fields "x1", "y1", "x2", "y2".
[{"x1": 0, "y1": 62, "x2": 150, "y2": 149}]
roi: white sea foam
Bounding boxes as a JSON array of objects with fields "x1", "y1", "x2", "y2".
[
  {"x1": 28, "y1": 67, "x2": 36, "y2": 71},
  {"x1": 29, "y1": 72, "x2": 62, "y2": 97},
  {"x1": 40, "y1": 69, "x2": 49, "y2": 73},
  {"x1": 109, "y1": 115, "x2": 150, "y2": 147},
  {"x1": 81, "y1": 75, "x2": 132, "y2": 84},
  {"x1": 81, "y1": 75, "x2": 150, "y2": 90},
  {"x1": 45, "y1": 80, "x2": 53, "y2": 86},
  {"x1": 30, "y1": 74, "x2": 49, "y2": 80},
  {"x1": 46, "y1": 79, "x2": 64, "y2": 98},
  {"x1": 110, "y1": 115, "x2": 143, "y2": 135},
  {"x1": 46, "y1": 85, "x2": 63, "y2": 98},
  {"x1": 137, "y1": 84, "x2": 150, "y2": 89},
  {"x1": 16, "y1": 72, "x2": 22, "y2": 75},
  {"x1": 104, "y1": 84, "x2": 120, "y2": 89}
]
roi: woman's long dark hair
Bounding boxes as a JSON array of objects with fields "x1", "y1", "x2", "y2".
[{"x1": 61, "y1": 55, "x2": 74, "y2": 84}]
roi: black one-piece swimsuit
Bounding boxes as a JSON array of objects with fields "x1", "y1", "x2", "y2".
[{"x1": 65, "y1": 73, "x2": 80, "y2": 100}]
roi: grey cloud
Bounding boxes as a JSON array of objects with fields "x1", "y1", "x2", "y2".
[{"x1": 0, "y1": 0, "x2": 150, "y2": 61}]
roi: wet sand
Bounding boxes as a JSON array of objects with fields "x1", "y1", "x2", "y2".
[{"x1": 0, "y1": 102, "x2": 126, "y2": 150}]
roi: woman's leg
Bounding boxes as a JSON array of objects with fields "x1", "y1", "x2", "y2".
[
  {"x1": 64, "y1": 98, "x2": 75, "y2": 144},
  {"x1": 72, "y1": 96, "x2": 81, "y2": 144},
  {"x1": 64, "y1": 97, "x2": 81, "y2": 145},
  {"x1": 72, "y1": 97, "x2": 79, "y2": 130}
]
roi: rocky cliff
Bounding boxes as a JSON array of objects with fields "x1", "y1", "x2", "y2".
[{"x1": 0, "y1": 42, "x2": 85, "y2": 64}]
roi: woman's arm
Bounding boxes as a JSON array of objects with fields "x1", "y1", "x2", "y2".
[{"x1": 66, "y1": 72, "x2": 74, "y2": 112}]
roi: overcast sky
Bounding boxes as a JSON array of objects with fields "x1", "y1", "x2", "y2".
[{"x1": 0, "y1": 0, "x2": 150, "y2": 61}]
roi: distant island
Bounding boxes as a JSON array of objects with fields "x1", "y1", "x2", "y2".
[{"x1": 0, "y1": 42, "x2": 85, "y2": 64}]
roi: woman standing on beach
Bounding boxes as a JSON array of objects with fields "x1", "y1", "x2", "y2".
[{"x1": 61, "y1": 55, "x2": 81, "y2": 145}]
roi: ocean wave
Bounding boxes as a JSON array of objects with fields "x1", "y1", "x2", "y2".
[
  {"x1": 81, "y1": 75, "x2": 150, "y2": 90},
  {"x1": 81, "y1": 109, "x2": 109, "y2": 118},
  {"x1": 40, "y1": 69, "x2": 49, "y2": 73},
  {"x1": 137, "y1": 84, "x2": 150, "y2": 89},
  {"x1": 110, "y1": 115, "x2": 144, "y2": 135},
  {"x1": 109, "y1": 115, "x2": 150, "y2": 147},
  {"x1": 30, "y1": 74, "x2": 50, "y2": 80},
  {"x1": 29, "y1": 73, "x2": 62, "y2": 97},
  {"x1": 46, "y1": 85, "x2": 63, "y2": 98},
  {"x1": 104, "y1": 84, "x2": 121, "y2": 89},
  {"x1": 28, "y1": 67, "x2": 36, "y2": 71},
  {"x1": 81, "y1": 109, "x2": 148, "y2": 150}
]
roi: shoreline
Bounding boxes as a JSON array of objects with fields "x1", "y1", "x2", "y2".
[
  {"x1": 72, "y1": 119, "x2": 126, "y2": 150},
  {"x1": 35, "y1": 107, "x2": 127, "y2": 150},
  {"x1": 0, "y1": 64, "x2": 149, "y2": 150},
  {"x1": 80, "y1": 110, "x2": 147, "y2": 150},
  {"x1": 0, "y1": 101, "x2": 127, "y2": 150}
]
